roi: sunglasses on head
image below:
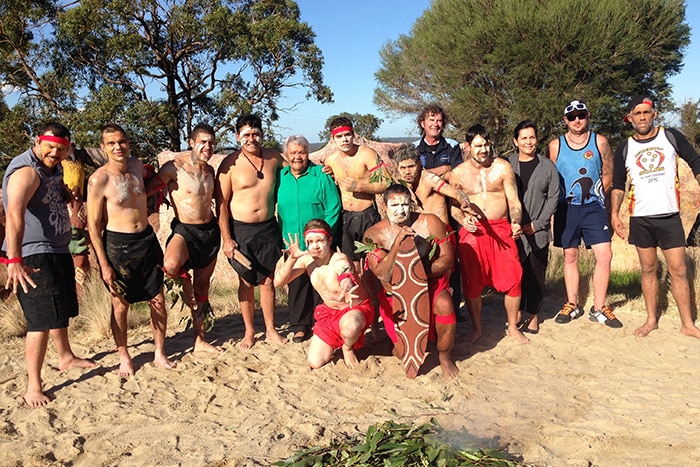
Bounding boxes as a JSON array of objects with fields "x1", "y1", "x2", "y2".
[
  {"x1": 564, "y1": 102, "x2": 587, "y2": 114},
  {"x1": 566, "y1": 112, "x2": 588, "y2": 122}
]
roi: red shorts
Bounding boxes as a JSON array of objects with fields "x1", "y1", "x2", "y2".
[
  {"x1": 379, "y1": 272, "x2": 452, "y2": 344},
  {"x1": 458, "y1": 218, "x2": 522, "y2": 299},
  {"x1": 313, "y1": 298, "x2": 374, "y2": 349}
]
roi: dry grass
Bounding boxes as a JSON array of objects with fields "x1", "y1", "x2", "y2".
[
  {"x1": 70, "y1": 272, "x2": 116, "y2": 344},
  {"x1": 0, "y1": 294, "x2": 26, "y2": 338},
  {"x1": 545, "y1": 235, "x2": 700, "y2": 320}
]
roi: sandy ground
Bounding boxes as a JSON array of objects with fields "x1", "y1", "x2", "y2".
[
  {"x1": 1, "y1": 262, "x2": 700, "y2": 467},
  {"x1": 2, "y1": 160, "x2": 700, "y2": 466}
]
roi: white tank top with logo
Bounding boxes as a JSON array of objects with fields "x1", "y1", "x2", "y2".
[{"x1": 624, "y1": 127, "x2": 679, "y2": 217}]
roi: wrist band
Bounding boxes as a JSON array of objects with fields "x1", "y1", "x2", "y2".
[
  {"x1": 337, "y1": 272, "x2": 357, "y2": 285},
  {"x1": 0, "y1": 257, "x2": 22, "y2": 264}
]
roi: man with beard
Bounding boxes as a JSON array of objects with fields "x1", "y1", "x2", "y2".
[
  {"x1": 450, "y1": 125, "x2": 528, "y2": 344},
  {"x1": 611, "y1": 95, "x2": 700, "y2": 339},
  {"x1": 148, "y1": 123, "x2": 221, "y2": 353},
  {"x1": 3, "y1": 122, "x2": 96, "y2": 406}
]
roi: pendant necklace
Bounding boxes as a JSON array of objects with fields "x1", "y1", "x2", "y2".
[{"x1": 242, "y1": 152, "x2": 264, "y2": 179}]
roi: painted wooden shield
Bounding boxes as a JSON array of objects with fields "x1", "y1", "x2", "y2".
[{"x1": 391, "y1": 236, "x2": 430, "y2": 379}]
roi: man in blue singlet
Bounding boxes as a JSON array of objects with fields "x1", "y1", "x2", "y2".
[{"x1": 547, "y1": 99, "x2": 621, "y2": 328}]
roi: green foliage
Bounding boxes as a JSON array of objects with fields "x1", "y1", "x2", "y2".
[
  {"x1": 164, "y1": 276, "x2": 215, "y2": 332},
  {"x1": 354, "y1": 239, "x2": 378, "y2": 255},
  {"x1": 608, "y1": 270, "x2": 642, "y2": 298},
  {"x1": 0, "y1": 0, "x2": 331, "y2": 171},
  {"x1": 272, "y1": 418, "x2": 520, "y2": 466},
  {"x1": 374, "y1": 0, "x2": 690, "y2": 150},
  {"x1": 678, "y1": 98, "x2": 700, "y2": 150},
  {"x1": 0, "y1": 100, "x2": 33, "y2": 169},
  {"x1": 318, "y1": 112, "x2": 384, "y2": 141}
]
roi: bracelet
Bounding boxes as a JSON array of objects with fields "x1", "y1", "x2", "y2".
[
  {"x1": 337, "y1": 272, "x2": 357, "y2": 285},
  {"x1": 0, "y1": 257, "x2": 22, "y2": 264}
]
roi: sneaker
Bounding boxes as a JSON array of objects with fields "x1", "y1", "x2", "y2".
[
  {"x1": 555, "y1": 302, "x2": 583, "y2": 324},
  {"x1": 589, "y1": 305, "x2": 623, "y2": 328}
]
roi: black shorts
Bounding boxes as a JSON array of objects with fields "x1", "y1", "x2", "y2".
[
  {"x1": 104, "y1": 225, "x2": 164, "y2": 304},
  {"x1": 167, "y1": 218, "x2": 220, "y2": 270},
  {"x1": 18, "y1": 253, "x2": 78, "y2": 332},
  {"x1": 341, "y1": 206, "x2": 381, "y2": 262},
  {"x1": 629, "y1": 213, "x2": 686, "y2": 249},
  {"x1": 228, "y1": 217, "x2": 282, "y2": 286}
]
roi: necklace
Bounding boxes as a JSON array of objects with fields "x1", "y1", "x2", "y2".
[
  {"x1": 565, "y1": 131, "x2": 589, "y2": 148},
  {"x1": 241, "y1": 152, "x2": 264, "y2": 179}
]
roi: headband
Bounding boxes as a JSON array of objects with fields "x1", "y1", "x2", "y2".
[
  {"x1": 39, "y1": 135, "x2": 70, "y2": 148},
  {"x1": 304, "y1": 229, "x2": 331, "y2": 239},
  {"x1": 331, "y1": 126, "x2": 353, "y2": 136}
]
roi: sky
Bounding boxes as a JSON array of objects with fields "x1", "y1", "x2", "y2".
[{"x1": 276, "y1": 0, "x2": 700, "y2": 142}]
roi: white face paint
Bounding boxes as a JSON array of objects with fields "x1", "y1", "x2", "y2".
[
  {"x1": 305, "y1": 232, "x2": 330, "y2": 259},
  {"x1": 386, "y1": 193, "x2": 411, "y2": 225},
  {"x1": 192, "y1": 132, "x2": 215, "y2": 163}
]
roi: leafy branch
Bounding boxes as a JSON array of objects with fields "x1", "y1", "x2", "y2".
[
  {"x1": 354, "y1": 239, "x2": 378, "y2": 255},
  {"x1": 273, "y1": 418, "x2": 520, "y2": 466},
  {"x1": 163, "y1": 276, "x2": 215, "y2": 332}
]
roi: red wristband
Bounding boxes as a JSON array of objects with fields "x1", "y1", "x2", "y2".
[
  {"x1": 337, "y1": 272, "x2": 357, "y2": 285},
  {"x1": 0, "y1": 257, "x2": 22, "y2": 264}
]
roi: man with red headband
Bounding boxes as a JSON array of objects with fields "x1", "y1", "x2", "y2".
[
  {"x1": 2, "y1": 122, "x2": 96, "y2": 407},
  {"x1": 323, "y1": 117, "x2": 389, "y2": 338},
  {"x1": 323, "y1": 117, "x2": 389, "y2": 267},
  {"x1": 274, "y1": 219, "x2": 374, "y2": 369},
  {"x1": 611, "y1": 95, "x2": 700, "y2": 339}
]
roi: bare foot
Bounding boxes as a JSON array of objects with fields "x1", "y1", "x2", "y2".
[
  {"x1": 117, "y1": 356, "x2": 135, "y2": 377},
  {"x1": 468, "y1": 329, "x2": 482, "y2": 345},
  {"x1": 680, "y1": 324, "x2": 700, "y2": 339},
  {"x1": 193, "y1": 338, "x2": 222, "y2": 353},
  {"x1": 506, "y1": 326, "x2": 530, "y2": 343},
  {"x1": 153, "y1": 354, "x2": 177, "y2": 370},
  {"x1": 438, "y1": 353, "x2": 459, "y2": 379},
  {"x1": 341, "y1": 346, "x2": 359, "y2": 369},
  {"x1": 634, "y1": 320, "x2": 659, "y2": 337},
  {"x1": 23, "y1": 389, "x2": 50, "y2": 408},
  {"x1": 238, "y1": 333, "x2": 256, "y2": 349},
  {"x1": 265, "y1": 329, "x2": 288, "y2": 345},
  {"x1": 58, "y1": 355, "x2": 98, "y2": 371}
]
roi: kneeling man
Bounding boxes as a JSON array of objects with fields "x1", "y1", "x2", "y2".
[
  {"x1": 274, "y1": 219, "x2": 374, "y2": 369},
  {"x1": 364, "y1": 184, "x2": 459, "y2": 378}
]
